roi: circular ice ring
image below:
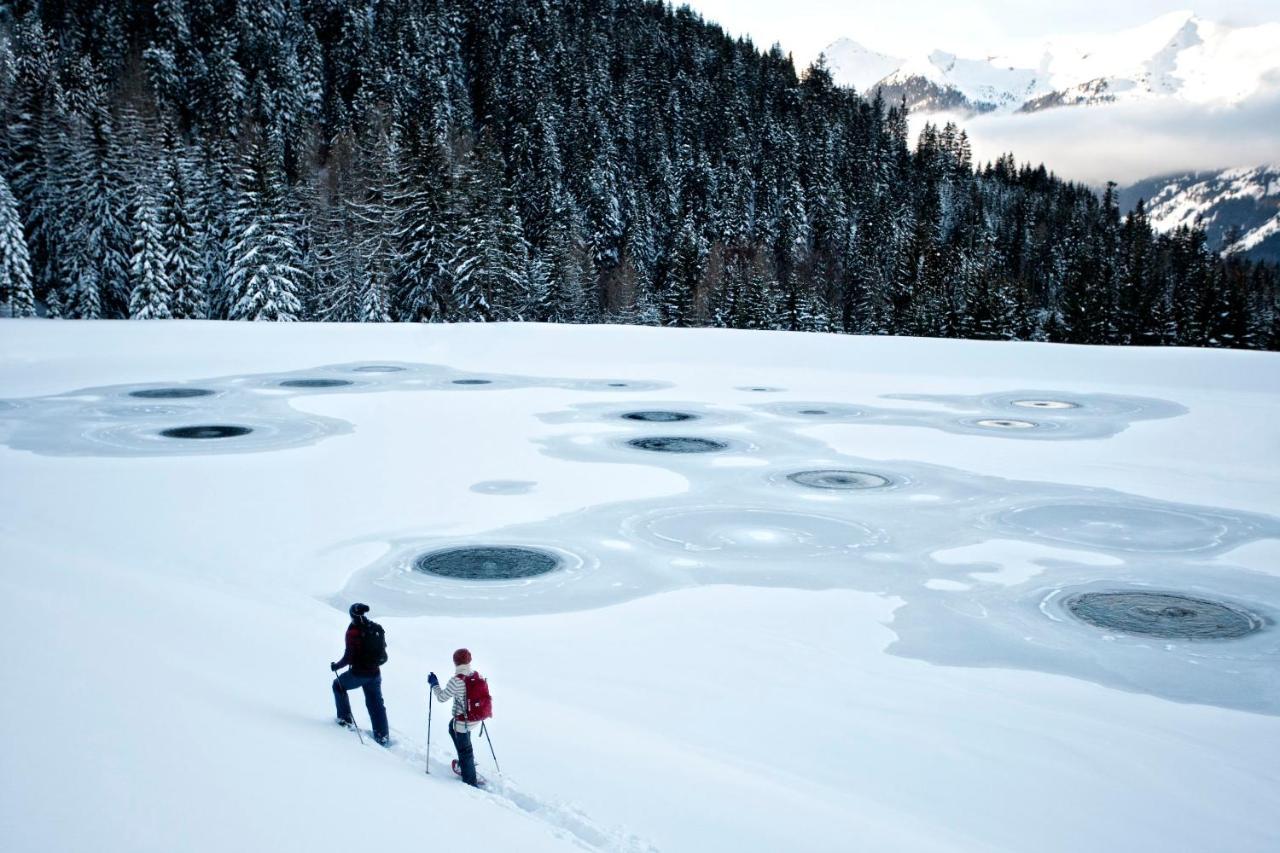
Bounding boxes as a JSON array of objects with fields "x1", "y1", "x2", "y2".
[
  {"x1": 787, "y1": 469, "x2": 892, "y2": 490},
  {"x1": 160, "y1": 425, "x2": 254, "y2": 440},
  {"x1": 279, "y1": 379, "x2": 353, "y2": 389},
  {"x1": 973, "y1": 418, "x2": 1038, "y2": 430},
  {"x1": 414, "y1": 546, "x2": 561, "y2": 580},
  {"x1": 129, "y1": 388, "x2": 216, "y2": 399},
  {"x1": 627, "y1": 437, "x2": 728, "y2": 454},
  {"x1": 631, "y1": 506, "x2": 882, "y2": 558},
  {"x1": 621, "y1": 411, "x2": 699, "y2": 423},
  {"x1": 1013, "y1": 400, "x2": 1079, "y2": 410},
  {"x1": 1064, "y1": 591, "x2": 1262, "y2": 639}
]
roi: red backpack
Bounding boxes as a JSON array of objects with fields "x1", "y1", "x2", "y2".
[{"x1": 459, "y1": 671, "x2": 493, "y2": 723}]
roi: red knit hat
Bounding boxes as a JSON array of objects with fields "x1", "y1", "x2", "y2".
[{"x1": 453, "y1": 648, "x2": 472, "y2": 666}]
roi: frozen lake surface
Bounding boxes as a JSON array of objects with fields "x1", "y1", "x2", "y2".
[{"x1": 1, "y1": 321, "x2": 1277, "y2": 853}]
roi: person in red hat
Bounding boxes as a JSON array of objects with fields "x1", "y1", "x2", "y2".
[{"x1": 429, "y1": 648, "x2": 491, "y2": 786}]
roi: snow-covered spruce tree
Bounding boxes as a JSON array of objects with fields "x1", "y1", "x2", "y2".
[
  {"x1": 58, "y1": 118, "x2": 106, "y2": 319},
  {"x1": 583, "y1": 111, "x2": 623, "y2": 291},
  {"x1": 534, "y1": 195, "x2": 590, "y2": 323},
  {"x1": 342, "y1": 119, "x2": 399, "y2": 324},
  {"x1": 199, "y1": 140, "x2": 245, "y2": 320},
  {"x1": 312, "y1": 129, "x2": 362, "y2": 322},
  {"x1": 158, "y1": 140, "x2": 208, "y2": 319},
  {"x1": 52, "y1": 89, "x2": 131, "y2": 320},
  {"x1": 0, "y1": 175, "x2": 36, "y2": 317},
  {"x1": 661, "y1": 215, "x2": 705, "y2": 327},
  {"x1": 773, "y1": 177, "x2": 810, "y2": 331},
  {"x1": 451, "y1": 140, "x2": 533, "y2": 322},
  {"x1": 390, "y1": 127, "x2": 455, "y2": 323},
  {"x1": 225, "y1": 138, "x2": 307, "y2": 322},
  {"x1": 2, "y1": 11, "x2": 58, "y2": 296},
  {"x1": 127, "y1": 192, "x2": 173, "y2": 319}
]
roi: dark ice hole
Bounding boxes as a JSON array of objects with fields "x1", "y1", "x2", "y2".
[
  {"x1": 788, "y1": 469, "x2": 891, "y2": 490},
  {"x1": 279, "y1": 379, "x2": 353, "y2": 388},
  {"x1": 627, "y1": 437, "x2": 728, "y2": 453},
  {"x1": 129, "y1": 388, "x2": 215, "y2": 399},
  {"x1": 621, "y1": 411, "x2": 698, "y2": 423},
  {"x1": 975, "y1": 418, "x2": 1037, "y2": 429},
  {"x1": 798, "y1": 409, "x2": 829, "y2": 416},
  {"x1": 1013, "y1": 399, "x2": 1080, "y2": 409},
  {"x1": 161, "y1": 425, "x2": 253, "y2": 440},
  {"x1": 414, "y1": 546, "x2": 561, "y2": 580},
  {"x1": 452, "y1": 379, "x2": 493, "y2": 385},
  {"x1": 1065, "y1": 591, "x2": 1261, "y2": 640}
]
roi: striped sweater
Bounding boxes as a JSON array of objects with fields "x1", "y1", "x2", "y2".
[{"x1": 432, "y1": 664, "x2": 478, "y2": 733}]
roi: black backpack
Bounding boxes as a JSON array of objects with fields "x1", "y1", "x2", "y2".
[{"x1": 355, "y1": 619, "x2": 388, "y2": 668}]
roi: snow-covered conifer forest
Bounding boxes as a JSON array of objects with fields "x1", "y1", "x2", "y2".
[{"x1": 0, "y1": 0, "x2": 1277, "y2": 344}]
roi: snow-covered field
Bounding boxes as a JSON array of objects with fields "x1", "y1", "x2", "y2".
[{"x1": 2, "y1": 320, "x2": 1278, "y2": 853}]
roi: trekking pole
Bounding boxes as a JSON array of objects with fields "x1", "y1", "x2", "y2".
[
  {"x1": 333, "y1": 667, "x2": 363, "y2": 744},
  {"x1": 481, "y1": 722, "x2": 500, "y2": 774},
  {"x1": 425, "y1": 686, "x2": 433, "y2": 774}
]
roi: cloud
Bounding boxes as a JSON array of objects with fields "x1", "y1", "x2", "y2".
[{"x1": 917, "y1": 78, "x2": 1280, "y2": 186}]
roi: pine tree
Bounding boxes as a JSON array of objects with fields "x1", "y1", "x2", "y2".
[
  {"x1": 663, "y1": 215, "x2": 706, "y2": 326},
  {"x1": 775, "y1": 178, "x2": 811, "y2": 330},
  {"x1": 451, "y1": 139, "x2": 532, "y2": 321},
  {"x1": 0, "y1": 175, "x2": 36, "y2": 317},
  {"x1": 159, "y1": 142, "x2": 208, "y2": 319},
  {"x1": 225, "y1": 139, "x2": 307, "y2": 321},
  {"x1": 128, "y1": 193, "x2": 174, "y2": 319},
  {"x1": 391, "y1": 130, "x2": 455, "y2": 322},
  {"x1": 535, "y1": 197, "x2": 590, "y2": 323}
]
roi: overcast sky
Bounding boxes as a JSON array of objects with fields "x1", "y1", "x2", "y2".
[
  {"x1": 680, "y1": 2, "x2": 1280, "y2": 184},
  {"x1": 680, "y1": 1, "x2": 1279, "y2": 66}
]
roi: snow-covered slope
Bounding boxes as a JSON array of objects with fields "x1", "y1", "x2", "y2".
[
  {"x1": 820, "y1": 39, "x2": 904, "y2": 93},
  {"x1": 1120, "y1": 166, "x2": 1280, "y2": 262},
  {"x1": 2, "y1": 321, "x2": 1279, "y2": 853},
  {"x1": 824, "y1": 12, "x2": 1280, "y2": 116}
]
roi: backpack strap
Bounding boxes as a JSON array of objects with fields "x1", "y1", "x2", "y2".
[{"x1": 455, "y1": 672, "x2": 468, "y2": 722}]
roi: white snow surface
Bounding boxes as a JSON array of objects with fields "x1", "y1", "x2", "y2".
[{"x1": 2, "y1": 320, "x2": 1280, "y2": 853}]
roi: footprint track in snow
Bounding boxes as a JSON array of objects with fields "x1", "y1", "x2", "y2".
[{"x1": 368, "y1": 728, "x2": 659, "y2": 853}]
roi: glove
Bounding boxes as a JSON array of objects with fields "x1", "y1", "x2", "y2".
[
  {"x1": 428, "y1": 672, "x2": 439, "y2": 688},
  {"x1": 330, "y1": 662, "x2": 341, "y2": 672}
]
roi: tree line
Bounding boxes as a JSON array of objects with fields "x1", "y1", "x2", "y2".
[{"x1": 0, "y1": 0, "x2": 1276, "y2": 349}]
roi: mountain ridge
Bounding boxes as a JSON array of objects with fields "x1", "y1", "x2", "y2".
[
  {"x1": 823, "y1": 12, "x2": 1280, "y2": 116},
  {"x1": 1119, "y1": 166, "x2": 1280, "y2": 263}
]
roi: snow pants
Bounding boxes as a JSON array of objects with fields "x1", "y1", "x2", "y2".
[
  {"x1": 333, "y1": 671, "x2": 389, "y2": 740},
  {"x1": 449, "y1": 720, "x2": 479, "y2": 786}
]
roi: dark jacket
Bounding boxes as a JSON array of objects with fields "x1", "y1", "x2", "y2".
[{"x1": 335, "y1": 619, "x2": 380, "y2": 676}]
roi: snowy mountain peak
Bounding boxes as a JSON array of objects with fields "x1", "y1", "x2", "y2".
[
  {"x1": 822, "y1": 11, "x2": 1280, "y2": 115},
  {"x1": 820, "y1": 38, "x2": 903, "y2": 92}
]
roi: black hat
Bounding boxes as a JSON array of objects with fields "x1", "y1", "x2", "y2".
[{"x1": 349, "y1": 602, "x2": 370, "y2": 618}]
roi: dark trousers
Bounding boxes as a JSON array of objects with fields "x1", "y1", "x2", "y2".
[
  {"x1": 333, "y1": 671, "x2": 389, "y2": 740},
  {"x1": 449, "y1": 720, "x2": 478, "y2": 786}
]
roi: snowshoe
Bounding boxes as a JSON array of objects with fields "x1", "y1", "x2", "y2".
[{"x1": 452, "y1": 759, "x2": 488, "y2": 787}]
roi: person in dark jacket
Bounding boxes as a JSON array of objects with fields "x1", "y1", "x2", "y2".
[{"x1": 331, "y1": 602, "x2": 390, "y2": 746}]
